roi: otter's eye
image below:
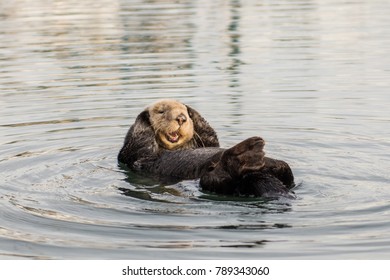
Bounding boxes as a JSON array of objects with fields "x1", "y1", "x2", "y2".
[
  {"x1": 157, "y1": 109, "x2": 165, "y2": 114},
  {"x1": 207, "y1": 165, "x2": 215, "y2": 172}
]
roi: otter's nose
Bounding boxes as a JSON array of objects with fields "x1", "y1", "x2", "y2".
[{"x1": 176, "y1": 113, "x2": 187, "y2": 125}]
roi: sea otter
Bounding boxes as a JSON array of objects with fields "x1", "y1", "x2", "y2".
[{"x1": 118, "y1": 99, "x2": 295, "y2": 198}]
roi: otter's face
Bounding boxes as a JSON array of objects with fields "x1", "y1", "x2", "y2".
[{"x1": 148, "y1": 100, "x2": 194, "y2": 150}]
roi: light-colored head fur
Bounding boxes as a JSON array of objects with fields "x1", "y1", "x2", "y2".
[{"x1": 148, "y1": 99, "x2": 194, "y2": 150}]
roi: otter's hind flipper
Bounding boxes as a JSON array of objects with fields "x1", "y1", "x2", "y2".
[
  {"x1": 239, "y1": 172, "x2": 296, "y2": 199},
  {"x1": 263, "y1": 157, "x2": 295, "y2": 188}
]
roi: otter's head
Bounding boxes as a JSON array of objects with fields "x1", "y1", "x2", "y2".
[{"x1": 148, "y1": 99, "x2": 194, "y2": 150}]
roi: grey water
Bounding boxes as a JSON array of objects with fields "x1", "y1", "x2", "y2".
[{"x1": 1, "y1": 0, "x2": 390, "y2": 259}]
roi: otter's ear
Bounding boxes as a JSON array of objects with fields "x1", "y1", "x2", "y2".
[
  {"x1": 118, "y1": 110, "x2": 158, "y2": 165},
  {"x1": 186, "y1": 105, "x2": 219, "y2": 148}
]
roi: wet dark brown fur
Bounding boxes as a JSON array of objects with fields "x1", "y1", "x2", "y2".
[{"x1": 118, "y1": 100, "x2": 295, "y2": 198}]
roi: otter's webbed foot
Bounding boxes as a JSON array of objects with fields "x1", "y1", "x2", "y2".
[
  {"x1": 199, "y1": 137, "x2": 295, "y2": 198},
  {"x1": 238, "y1": 172, "x2": 296, "y2": 199},
  {"x1": 199, "y1": 137, "x2": 267, "y2": 195},
  {"x1": 221, "y1": 136, "x2": 266, "y2": 177}
]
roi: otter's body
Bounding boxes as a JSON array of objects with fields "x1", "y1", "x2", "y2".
[{"x1": 118, "y1": 100, "x2": 295, "y2": 198}]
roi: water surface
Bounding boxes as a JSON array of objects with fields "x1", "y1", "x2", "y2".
[{"x1": 1, "y1": 0, "x2": 390, "y2": 259}]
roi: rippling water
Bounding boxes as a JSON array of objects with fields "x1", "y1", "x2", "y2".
[{"x1": 1, "y1": 0, "x2": 390, "y2": 259}]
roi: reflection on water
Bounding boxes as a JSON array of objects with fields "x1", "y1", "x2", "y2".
[{"x1": 1, "y1": 0, "x2": 390, "y2": 259}]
